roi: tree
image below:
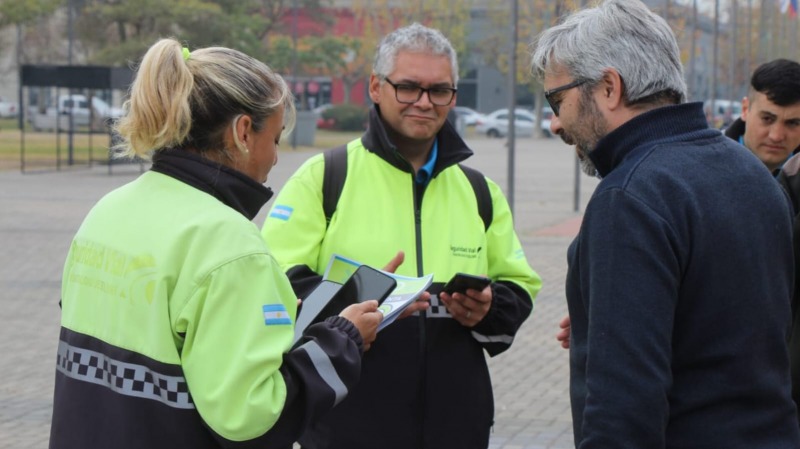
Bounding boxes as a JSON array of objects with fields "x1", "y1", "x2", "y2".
[
  {"x1": 331, "y1": 35, "x2": 369, "y2": 104},
  {"x1": 73, "y1": 0, "x2": 230, "y2": 65},
  {"x1": 324, "y1": 0, "x2": 471, "y2": 104},
  {"x1": 0, "y1": 0, "x2": 61, "y2": 65},
  {"x1": 71, "y1": 0, "x2": 335, "y2": 68},
  {"x1": 423, "y1": 0, "x2": 471, "y2": 77},
  {"x1": 319, "y1": 0, "x2": 403, "y2": 104},
  {"x1": 0, "y1": 0, "x2": 60, "y2": 26}
]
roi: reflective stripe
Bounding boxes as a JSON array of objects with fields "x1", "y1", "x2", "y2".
[
  {"x1": 56, "y1": 340, "x2": 194, "y2": 409},
  {"x1": 470, "y1": 331, "x2": 514, "y2": 345},
  {"x1": 300, "y1": 341, "x2": 348, "y2": 405}
]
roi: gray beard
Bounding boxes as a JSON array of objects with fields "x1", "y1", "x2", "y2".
[
  {"x1": 560, "y1": 133, "x2": 599, "y2": 178},
  {"x1": 579, "y1": 153, "x2": 598, "y2": 177},
  {"x1": 563, "y1": 92, "x2": 607, "y2": 178}
]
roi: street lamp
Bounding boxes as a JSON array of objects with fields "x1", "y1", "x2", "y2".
[
  {"x1": 67, "y1": 0, "x2": 75, "y2": 165},
  {"x1": 291, "y1": 0, "x2": 299, "y2": 149},
  {"x1": 507, "y1": 0, "x2": 518, "y2": 216}
]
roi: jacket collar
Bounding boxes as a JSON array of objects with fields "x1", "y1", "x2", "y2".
[
  {"x1": 150, "y1": 148, "x2": 273, "y2": 220},
  {"x1": 589, "y1": 102, "x2": 712, "y2": 178},
  {"x1": 724, "y1": 117, "x2": 746, "y2": 142},
  {"x1": 360, "y1": 105, "x2": 474, "y2": 177}
]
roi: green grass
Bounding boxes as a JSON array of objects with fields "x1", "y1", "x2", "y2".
[
  {"x1": 0, "y1": 118, "x2": 362, "y2": 172},
  {"x1": 0, "y1": 121, "x2": 114, "y2": 171}
]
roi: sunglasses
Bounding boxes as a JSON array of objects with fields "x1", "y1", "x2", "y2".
[{"x1": 544, "y1": 79, "x2": 588, "y2": 116}]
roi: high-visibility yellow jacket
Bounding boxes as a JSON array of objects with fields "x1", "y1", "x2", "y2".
[
  {"x1": 262, "y1": 108, "x2": 542, "y2": 449},
  {"x1": 50, "y1": 150, "x2": 364, "y2": 449}
]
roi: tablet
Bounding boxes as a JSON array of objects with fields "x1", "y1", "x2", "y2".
[{"x1": 293, "y1": 280, "x2": 343, "y2": 345}]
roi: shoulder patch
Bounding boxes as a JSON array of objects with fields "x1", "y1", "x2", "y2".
[
  {"x1": 269, "y1": 205, "x2": 293, "y2": 221},
  {"x1": 263, "y1": 304, "x2": 292, "y2": 325}
]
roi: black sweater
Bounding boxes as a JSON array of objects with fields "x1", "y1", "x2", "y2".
[{"x1": 567, "y1": 102, "x2": 800, "y2": 448}]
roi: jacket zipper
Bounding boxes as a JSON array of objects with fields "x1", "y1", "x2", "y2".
[{"x1": 414, "y1": 179, "x2": 427, "y2": 449}]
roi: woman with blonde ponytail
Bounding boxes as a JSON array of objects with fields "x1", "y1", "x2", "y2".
[{"x1": 50, "y1": 38, "x2": 382, "y2": 449}]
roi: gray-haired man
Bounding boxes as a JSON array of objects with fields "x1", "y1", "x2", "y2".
[
  {"x1": 533, "y1": 0, "x2": 800, "y2": 447},
  {"x1": 264, "y1": 22, "x2": 541, "y2": 449}
]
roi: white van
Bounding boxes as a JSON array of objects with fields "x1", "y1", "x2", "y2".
[
  {"x1": 32, "y1": 94, "x2": 124, "y2": 131},
  {"x1": 54, "y1": 94, "x2": 124, "y2": 124}
]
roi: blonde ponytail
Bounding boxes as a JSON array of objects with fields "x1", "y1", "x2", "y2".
[
  {"x1": 114, "y1": 38, "x2": 193, "y2": 159},
  {"x1": 113, "y1": 38, "x2": 295, "y2": 161}
]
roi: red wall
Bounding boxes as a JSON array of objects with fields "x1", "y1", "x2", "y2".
[{"x1": 282, "y1": 8, "x2": 367, "y2": 105}]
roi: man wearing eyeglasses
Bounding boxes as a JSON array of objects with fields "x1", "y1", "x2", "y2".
[
  {"x1": 533, "y1": 0, "x2": 799, "y2": 447},
  {"x1": 262, "y1": 22, "x2": 540, "y2": 449}
]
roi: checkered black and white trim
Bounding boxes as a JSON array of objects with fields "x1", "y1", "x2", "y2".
[
  {"x1": 56, "y1": 340, "x2": 194, "y2": 409},
  {"x1": 427, "y1": 294, "x2": 452, "y2": 318}
]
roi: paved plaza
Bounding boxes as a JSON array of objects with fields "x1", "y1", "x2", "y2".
[{"x1": 0, "y1": 134, "x2": 600, "y2": 449}]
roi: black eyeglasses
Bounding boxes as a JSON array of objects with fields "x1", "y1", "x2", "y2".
[
  {"x1": 383, "y1": 77, "x2": 457, "y2": 106},
  {"x1": 544, "y1": 79, "x2": 589, "y2": 117}
]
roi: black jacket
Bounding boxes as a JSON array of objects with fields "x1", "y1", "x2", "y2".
[
  {"x1": 778, "y1": 154, "x2": 800, "y2": 422},
  {"x1": 723, "y1": 116, "x2": 746, "y2": 142}
]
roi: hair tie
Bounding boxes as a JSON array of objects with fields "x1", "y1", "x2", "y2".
[{"x1": 182, "y1": 47, "x2": 191, "y2": 61}]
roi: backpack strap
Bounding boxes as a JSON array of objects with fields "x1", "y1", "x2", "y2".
[
  {"x1": 459, "y1": 164, "x2": 493, "y2": 231},
  {"x1": 322, "y1": 146, "x2": 492, "y2": 232},
  {"x1": 322, "y1": 144, "x2": 349, "y2": 226}
]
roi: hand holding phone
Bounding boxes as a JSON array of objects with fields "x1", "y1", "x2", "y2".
[
  {"x1": 293, "y1": 266, "x2": 397, "y2": 346},
  {"x1": 441, "y1": 273, "x2": 492, "y2": 327},
  {"x1": 442, "y1": 272, "x2": 491, "y2": 295}
]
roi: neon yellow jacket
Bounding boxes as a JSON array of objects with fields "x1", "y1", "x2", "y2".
[
  {"x1": 262, "y1": 108, "x2": 542, "y2": 449},
  {"x1": 51, "y1": 150, "x2": 364, "y2": 449}
]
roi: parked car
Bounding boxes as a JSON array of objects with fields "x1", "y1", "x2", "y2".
[
  {"x1": 313, "y1": 103, "x2": 335, "y2": 128},
  {"x1": 312, "y1": 103, "x2": 333, "y2": 117},
  {"x1": 540, "y1": 106, "x2": 554, "y2": 138},
  {"x1": 0, "y1": 97, "x2": 18, "y2": 118},
  {"x1": 448, "y1": 109, "x2": 466, "y2": 136},
  {"x1": 475, "y1": 108, "x2": 538, "y2": 138},
  {"x1": 54, "y1": 94, "x2": 124, "y2": 122},
  {"x1": 30, "y1": 94, "x2": 125, "y2": 132},
  {"x1": 453, "y1": 106, "x2": 484, "y2": 127}
]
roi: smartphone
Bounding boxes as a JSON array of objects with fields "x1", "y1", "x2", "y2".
[
  {"x1": 442, "y1": 272, "x2": 491, "y2": 295},
  {"x1": 337, "y1": 265, "x2": 397, "y2": 305}
]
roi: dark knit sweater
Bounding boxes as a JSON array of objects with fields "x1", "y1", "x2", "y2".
[{"x1": 567, "y1": 102, "x2": 800, "y2": 448}]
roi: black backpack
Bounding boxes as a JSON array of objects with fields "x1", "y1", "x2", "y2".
[{"x1": 322, "y1": 144, "x2": 493, "y2": 230}]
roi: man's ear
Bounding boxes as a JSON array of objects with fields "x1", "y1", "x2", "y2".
[
  {"x1": 598, "y1": 68, "x2": 624, "y2": 111},
  {"x1": 368, "y1": 74, "x2": 382, "y2": 104},
  {"x1": 741, "y1": 96, "x2": 750, "y2": 122}
]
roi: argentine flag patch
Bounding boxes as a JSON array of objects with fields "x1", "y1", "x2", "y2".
[
  {"x1": 270, "y1": 205, "x2": 293, "y2": 221},
  {"x1": 263, "y1": 304, "x2": 292, "y2": 326}
]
